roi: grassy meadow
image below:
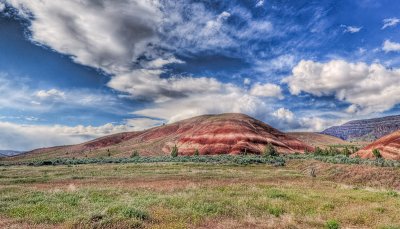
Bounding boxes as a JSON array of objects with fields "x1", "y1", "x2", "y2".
[{"x1": 1, "y1": 158, "x2": 400, "y2": 228}]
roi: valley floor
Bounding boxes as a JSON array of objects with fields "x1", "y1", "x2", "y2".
[{"x1": 0, "y1": 160, "x2": 400, "y2": 228}]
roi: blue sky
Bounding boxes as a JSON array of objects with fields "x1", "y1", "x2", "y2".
[{"x1": 1, "y1": 0, "x2": 400, "y2": 150}]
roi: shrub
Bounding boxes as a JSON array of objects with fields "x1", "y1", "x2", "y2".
[
  {"x1": 264, "y1": 143, "x2": 278, "y2": 157},
  {"x1": 325, "y1": 219, "x2": 340, "y2": 229},
  {"x1": 372, "y1": 149, "x2": 382, "y2": 159},
  {"x1": 171, "y1": 145, "x2": 179, "y2": 157},
  {"x1": 314, "y1": 147, "x2": 324, "y2": 155},
  {"x1": 130, "y1": 150, "x2": 139, "y2": 158},
  {"x1": 194, "y1": 149, "x2": 200, "y2": 156},
  {"x1": 342, "y1": 147, "x2": 351, "y2": 156}
]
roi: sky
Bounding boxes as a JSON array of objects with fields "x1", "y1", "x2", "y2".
[{"x1": 1, "y1": 0, "x2": 400, "y2": 151}]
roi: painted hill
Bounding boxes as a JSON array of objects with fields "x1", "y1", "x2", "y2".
[
  {"x1": 322, "y1": 115, "x2": 400, "y2": 141},
  {"x1": 353, "y1": 130, "x2": 400, "y2": 160},
  {"x1": 8, "y1": 113, "x2": 314, "y2": 161},
  {"x1": 287, "y1": 132, "x2": 354, "y2": 149}
]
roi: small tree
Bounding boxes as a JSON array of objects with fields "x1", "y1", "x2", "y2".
[
  {"x1": 171, "y1": 145, "x2": 179, "y2": 157},
  {"x1": 264, "y1": 143, "x2": 278, "y2": 157},
  {"x1": 372, "y1": 149, "x2": 382, "y2": 159},
  {"x1": 194, "y1": 148, "x2": 200, "y2": 156},
  {"x1": 314, "y1": 147, "x2": 324, "y2": 156},
  {"x1": 130, "y1": 150, "x2": 139, "y2": 158},
  {"x1": 342, "y1": 147, "x2": 351, "y2": 157}
]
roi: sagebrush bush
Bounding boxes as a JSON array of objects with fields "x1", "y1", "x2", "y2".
[
  {"x1": 373, "y1": 149, "x2": 382, "y2": 158},
  {"x1": 171, "y1": 145, "x2": 179, "y2": 157},
  {"x1": 264, "y1": 143, "x2": 278, "y2": 157}
]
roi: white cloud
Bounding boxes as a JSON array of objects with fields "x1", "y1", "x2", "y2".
[
  {"x1": 255, "y1": 0, "x2": 264, "y2": 7},
  {"x1": 255, "y1": 54, "x2": 296, "y2": 73},
  {"x1": 249, "y1": 83, "x2": 283, "y2": 99},
  {"x1": 273, "y1": 108, "x2": 294, "y2": 122},
  {"x1": 298, "y1": 117, "x2": 340, "y2": 132},
  {"x1": 340, "y1": 25, "x2": 362, "y2": 33},
  {"x1": 243, "y1": 78, "x2": 251, "y2": 85},
  {"x1": 0, "y1": 73, "x2": 119, "y2": 113},
  {"x1": 345, "y1": 104, "x2": 360, "y2": 114},
  {"x1": 161, "y1": 2, "x2": 273, "y2": 53},
  {"x1": 143, "y1": 56, "x2": 185, "y2": 69},
  {"x1": 133, "y1": 89, "x2": 268, "y2": 124},
  {"x1": 107, "y1": 70, "x2": 223, "y2": 102},
  {"x1": 6, "y1": 0, "x2": 162, "y2": 73},
  {"x1": 382, "y1": 17, "x2": 400, "y2": 29},
  {"x1": 0, "y1": 2, "x2": 5, "y2": 12},
  {"x1": 36, "y1": 89, "x2": 65, "y2": 100},
  {"x1": 382, "y1": 40, "x2": 400, "y2": 53},
  {"x1": 0, "y1": 121, "x2": 133, "y2": 151},
  {"x1": 284, "y1": 59, "x2": 400, "y2": 113},
  {"x1": 125, "y1": 118, "x2": 163, "y2": 131}
]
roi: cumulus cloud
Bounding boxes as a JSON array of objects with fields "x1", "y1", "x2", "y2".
[
  {"x1": 283, "y1": 59, "x2": 400, "y2": 113},
  {"x1": 249, "y1": 83, "x2": 283, "y2": 99},
  {"x1": 273, "y1": 108, "x2": 294, "y2": 122},
  {"x1": 0, "y1": 121, "x2": 134, "y2": 151},
  {"x1": 133, "y1": 90, "x2": 268, "y2": 124},
  {"x1": 107, "y1": 70, "x2": 224, "y2": 102},
  {"x1": 382, "y1": 40, "x2": 400, "y2": 53},
  {"x1": 382, "y1": 17, "x2": 400, "y2": 29},
  {"x1": 6, "y1": 0, "x2": 276, "y2": 112},
  {"x1": 6, "y1": 0, "x2": 161, "y2": 73},
  {"x1": 298, "y1": 117, "x2": 341, "y2": 132},
  {"x1": 340, "y1": 25, "x2": 362, "y2": 33}
]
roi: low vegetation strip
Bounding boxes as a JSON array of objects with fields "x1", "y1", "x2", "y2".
[
  {"x1": 285, "y1": 154, "x2": 400, "y2": 167},
  {"x1": 0, "y1": 155, "x2": 286, "y2": 167},
  {"x1": 3, "y1": 153, "x2": 400, "y2": 168}
]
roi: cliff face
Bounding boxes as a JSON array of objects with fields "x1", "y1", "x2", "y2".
[{"x1": 322, "y1": 115, "x2": 400, "y2": 141}]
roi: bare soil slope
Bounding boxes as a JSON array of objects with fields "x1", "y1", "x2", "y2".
[
  {"x1": 9, "y1": 113, "x2": 314, "y2": 161},
  {"x1": 353, "y1": 130, "x2": 400, "y2": 160}
]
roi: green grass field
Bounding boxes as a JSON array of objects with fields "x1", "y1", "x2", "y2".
[{"x1": 1, "y1": 159, "x2": 400, "y2": 228}]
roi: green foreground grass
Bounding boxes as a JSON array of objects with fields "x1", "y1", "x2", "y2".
[{"x1": 1, "y1": 161, "x2": 400, "y2": 228}]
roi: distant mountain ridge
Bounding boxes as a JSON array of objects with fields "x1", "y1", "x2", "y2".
[
  {"x1": 0, "y1": 150, "x2": 23, "y2": 157},
  {"x1": 322, "y1": 115, "x2": 400, "y2": 141}
]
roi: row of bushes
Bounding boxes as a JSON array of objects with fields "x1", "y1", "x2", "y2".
[
  {"x1": 284, "y1": 154, "x2": 400, "y2": 167},
  {"x1": 311, "y1": 146, "x2": 359, "y2": 156},
  {"x1": 0, "y1": 155, "x2": 286, "y2": 167}
]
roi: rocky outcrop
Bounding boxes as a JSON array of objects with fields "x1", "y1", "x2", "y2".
[
  {"x1": 353, "y1": 130, "x2": 400, "y2": 160},
  {"x1": 322, "y1": 115, "x2": 400, "y2": 141}
]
